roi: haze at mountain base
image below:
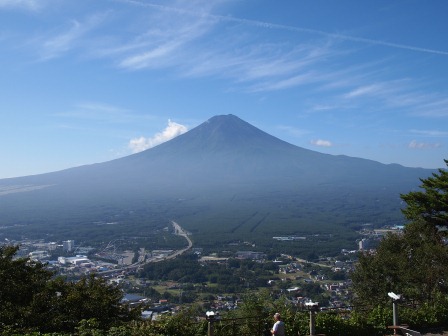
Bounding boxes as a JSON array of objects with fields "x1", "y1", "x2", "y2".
[{"x1": 0, "y1": 115, "x2": 434, "y2": 248}]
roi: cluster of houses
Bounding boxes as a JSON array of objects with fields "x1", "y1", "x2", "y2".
[
  {"x1": 9, "y1": 238, "x2": 362, "y2": 313},
  {"x1": 208, "y1": 295, "x2": 239, "y2": 311}
]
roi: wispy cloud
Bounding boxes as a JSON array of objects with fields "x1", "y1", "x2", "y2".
[
  {"x1": 408, "y1": 140, "x2": 441, "y2": 149},
  {"x1": 105, "y1": 0, "x2": 448, "y2": 117},
  {"x1": 185, "y1": 40, "x2": 337, "y2": 82},
  {"x1": 14, "y1": 0, "x2": 448, "y2": 116},
  {"x1": 277, "y1": 125, "x2": 311, "y2": 138},
  {"x1": 105, "y1": 1, "x2": 377, "y2": 94},
  {"x1": 110, "y1": 0, "x2": 219, "y2": 70},
  {"x1": 344, "y1": 84, "x2": 385, "y2": 99},
  {"x1": 39, "y1": 12, "x2": 109, "y2": 60},
  {"x1": 118, "y1": 0, "x2": 448, "y2": 56},
  {"x1": 129, "y1": 119, "x2": 188, "y2": 153},
  {"x1": 410, "y1": 97, "x2": 448, "y2": 117},
  {"x1": 311, "y1": 104, "x2": 337, "y2": 112},
  {"x1": 250, "y1": 72, "x2": 320, "y2": 92},
  {"x1": 409, "y1": 129, "x2": 448, "y2": 137},
  {"x1": 388, "y1": 91, "x2": 448, "y2": 118},
  {"x1": 118, "y1": 18, "x2": 212, "y2": 70},
  {"x1": 217, "y1": 15, "x2": 448, "y2": 57},
  {"x1": 54, "y1": 102, "x2": 154, "y2": 124},
  {"x1": 341, "y1": 78, "x2": 448, "y2": 119},
  {"x1": 0, "y1": 0, "x2": 42, "y2": 11}
]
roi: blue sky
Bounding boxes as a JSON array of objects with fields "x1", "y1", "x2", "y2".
[{"x1": 1, "y1": 0, "x2": 447, "y2": 178}]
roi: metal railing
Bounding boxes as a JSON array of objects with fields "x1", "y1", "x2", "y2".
[{"x1": 206, "y1": 316, "x2": 267, "y2": 336}]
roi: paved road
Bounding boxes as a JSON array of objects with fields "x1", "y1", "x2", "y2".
[
  {"x1": 169, "y1": 221, "x2": 193, "y2": 259},
  {"x1": 295, "y1": 257, "x2": 332, "y2": 268},
  {"x1": 98, "y1": 221, "x2": 192, "y2": 275},
  {"x1": 139, "y1": 221, "x2": 193, "y2": 263}
]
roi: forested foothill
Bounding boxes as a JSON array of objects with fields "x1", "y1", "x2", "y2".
[
  {"x1": 0, "y1": 188, "x2": 387, "y2": 259},
  {"x1": 1, "y1": 162, "x2": 447, "y2": 335}
]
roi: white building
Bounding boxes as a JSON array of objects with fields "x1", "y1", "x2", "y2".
[
  {"x1": 59, "y1": 255, "x2": 89, "y2": 266},
  {"x1": 358, "y1": 238, "x2": 370, "y2": 251},
  {"x1": 29, "y1": 250, "x2": 49, "y2": 260},
  {"x1": 63, "y1": 240, "x2": 75, "y2": 252}
]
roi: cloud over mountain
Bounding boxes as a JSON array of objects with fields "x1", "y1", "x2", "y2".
[{"x1": 129, "y1": 119, "x2": 188, "y2": 153}]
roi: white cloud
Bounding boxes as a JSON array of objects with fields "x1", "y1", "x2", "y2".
[
  {"x1": 408, "y1": 140, "x2": 441, "y2": 150},
  {"x1": 310, "y1": 139, "x2": 333, "y2": 147},
  {"x1": 129, "y1": 120, "x2": 188, "y2": 153}
]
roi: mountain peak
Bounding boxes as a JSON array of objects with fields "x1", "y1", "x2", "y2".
[
  {"x1": 205, "y1": 114, "x2": 249, "y2": 129},
  {"x1": 186, "y1": 114, "x2": 284, "y2": 149},
  {"x1": 202, "y1": 114, "x2": 253, "y2": 131},
  {"x1": 131, "y1": 114, "x2": 317, "y2": 169},
  {"x1": 207, "y1": 114, "x2": 240, "y2": 123}
]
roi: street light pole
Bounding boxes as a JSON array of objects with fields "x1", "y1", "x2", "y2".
[
  {"x1": 388, "y1": 292, "x2": 402, "y2": 335},
  {"x1": 392, "y1": 300, "x2": 399, "y2": 327},
  {"x1": 206, "y1": 311, "x2": 216, "y2": 336},
  {"x1": 305, "y1": 301, "x2": 319, "y2": 336}
]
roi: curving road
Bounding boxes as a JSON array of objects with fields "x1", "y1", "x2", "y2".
[
  {"x1": 98, "y1": 221, "x2": 192, "y2": 275},
  {"x1": 168, "y1": 221, "x2": 193, "y2": 259}
]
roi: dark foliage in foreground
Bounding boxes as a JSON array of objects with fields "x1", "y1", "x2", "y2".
[
  {"x1": 352, "y1": 160, "x2": 448, "y2": 329},
  {"x1": 0, "y1": 246, "x2": 139, "y2": 334}
]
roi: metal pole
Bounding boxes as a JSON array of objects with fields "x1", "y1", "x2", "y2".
[
  {"x1": 207, "y1": 319, "x2": 214, "y2": 336},
  {"x1": 309, "y1": 310, "x2": 316, "y2": 336},
  {"x1": 392, "y1": 301, "x2": 399, "y2": 329}
]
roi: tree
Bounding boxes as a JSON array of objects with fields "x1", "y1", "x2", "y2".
[
  {"x1": 0, "y1": 245, "x2": 54, "y2": 331},
  {"x1": 401, "y1": 160, "x2": 448, "y2": 228},
  {"x1": 0, "y1": 245, "x2": 139, "y2": 334},
  {"x1": 352, "y1": 161, "x2": 448, "y2": 309},
  {"x1": 352, "y1": 221, "x2": 448, "y2": 306},
  {"x1": 50, "y1": 274, "x2": 139, "y2": 332}
]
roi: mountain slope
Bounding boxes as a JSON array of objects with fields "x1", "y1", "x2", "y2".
[{"x1": 0, "y1": 114, "x2": 433, "y2": 246}]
